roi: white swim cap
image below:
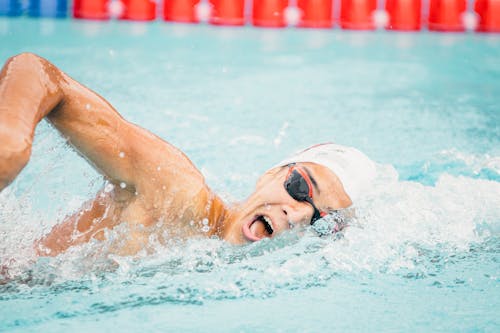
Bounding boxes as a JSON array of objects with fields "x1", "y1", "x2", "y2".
[{"x1": 276, "y1": 143, "x2": 377, "y2": 203}]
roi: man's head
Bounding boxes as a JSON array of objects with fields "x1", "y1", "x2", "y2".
[{"x1": 221, "y1": 143, "x2": 377, "y2": 244}]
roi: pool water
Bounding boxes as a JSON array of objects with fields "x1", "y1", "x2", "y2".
[{"x1": 1, "y1": 18, "x2": 499, "y2": 332}]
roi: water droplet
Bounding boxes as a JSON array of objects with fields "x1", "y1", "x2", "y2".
[
  {"x1": 202, "y1": 218, "x2": 209, "y2": 226},
  {"x1": 104, "y1": 183, "x2": 114, "y2": 192},
  {"x1": 201, "y1": 225, "x2": 210, "y2": 233},
  {"x1": 120, "y1": 182, "x2": 127, "y2": 189},
  {"x1": 85, "y1": 104, "x2": 91, "y2": 110},
  {"x1": 119, "y1": 151, "x2": 125, "y2": 158}
]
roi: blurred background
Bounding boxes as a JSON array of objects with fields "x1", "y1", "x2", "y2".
[{"x1": 1, "y1": 1, "x2": 499, "y2": 332}]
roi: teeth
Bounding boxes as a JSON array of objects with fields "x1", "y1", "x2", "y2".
[{"x1": 263, "y1": 216, "x2": 274, "y2": 232}]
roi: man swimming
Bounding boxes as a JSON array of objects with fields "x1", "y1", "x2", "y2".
[{"x1": 0, "y1": 53, "x2": 376, "y2": 257}]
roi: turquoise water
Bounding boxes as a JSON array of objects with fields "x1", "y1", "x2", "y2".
[{"x1": 1, "y1": 18, "x2": 500, "y2": 332}]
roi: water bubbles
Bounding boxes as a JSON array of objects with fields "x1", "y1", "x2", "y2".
[
  {"x1": 312, "y1": 217, "x2": 338, "y2": 236},
  {"x1": 201, "y1": 218, "x2": 210, "y2": 233},
  {"x1": 162, "y1": 229, "x2": 169, "y2": 240},
  {"x1": 119, "y1": 182, "x2": 127, "y2": 189},
  {"x1": 313, "y1": 211, "x2": 347, "y2": 236},
  {"x1": 148, "y1": 233, "x2": 159, "y2": 246},
  {"x1": 104, "y1": 182, "x2": 114, "y2": 193}
]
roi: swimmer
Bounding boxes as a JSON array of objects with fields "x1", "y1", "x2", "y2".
[{"x1": 0, "y1": 53, "x2": 376, "y2": 256}]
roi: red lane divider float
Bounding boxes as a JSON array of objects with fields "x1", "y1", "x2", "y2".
[
  {"x1": 73, "y1": 0, "x2": 110, "y2": 19},
  {"x1": 164, "y1": 0, "x2": 200, "y2": 22},
  {"x1": 475, "y1": 0, "x2": 500, "y2": 32},
  {"x1": 297, "y1": 0, "x2": 334, "y2": 28},
  {"x1": 252, "y1": 0, "x2": 288, "y2": 27},
  {"x1": 209, "y1": 0, "x2": 245, "y2": 25},
  {"x1": 386, "y1": 0, "x2": 422, "y2": 30},
  {"x1": 340, "y1": 0, "x2": 377, "y2": 29},
  {"x1": 120, "y1": 0, "x2": 156, "y2": 20},
  {"x1": 41, "y1": 0, "x2": 499, "y2": 33},
  {"x1": 428, "y1": 0, "x2": 466, "y2": 31}
]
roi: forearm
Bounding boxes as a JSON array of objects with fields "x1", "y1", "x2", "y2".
[{"x1": 0, "y1": 53, "x2": 64, "y2": 190}]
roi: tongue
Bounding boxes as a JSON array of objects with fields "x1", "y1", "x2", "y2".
[{"x1": 250, "y1": 220, "x2": 269, "y2": 239}]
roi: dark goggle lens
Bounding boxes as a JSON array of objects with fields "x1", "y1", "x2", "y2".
[
  {"x1": 284, "y1": 170, "x2": 310, "y2": 201},
  {"x1": 284, "y1": 169, "x2": 323, "y2": 226}
]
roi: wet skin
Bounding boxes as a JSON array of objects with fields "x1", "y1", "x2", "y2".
[{"x1": 0, "y1": 53, "x2": 352, "y2": 257}]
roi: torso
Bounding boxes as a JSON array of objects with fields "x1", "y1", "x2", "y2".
[{"x1": 36, "y1": 183, "x2": 227, "y2": 257}]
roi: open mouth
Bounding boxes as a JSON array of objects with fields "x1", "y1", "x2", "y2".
[{"x1": 242, "y1": 215, "x2": 274, "y2": 242}]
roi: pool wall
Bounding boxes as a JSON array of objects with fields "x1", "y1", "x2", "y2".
[{"x1": 0, "y1": 0, "x2": 499, "y2": 32}]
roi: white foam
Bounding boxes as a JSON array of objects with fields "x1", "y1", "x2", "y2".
[
  {"x1": 439, "y1": 149, "x2": 500, "y2": 175},
  {"x1": 320, "y1": 163, "x2": 500, "y2": 274}
]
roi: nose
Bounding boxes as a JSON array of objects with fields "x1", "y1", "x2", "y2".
[{"x1": 281, "y1": 202, "x2": 314, "y2": 225}]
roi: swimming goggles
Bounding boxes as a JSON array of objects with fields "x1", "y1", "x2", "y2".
[{"x1": 283, "y1": 164, "x2": 327, "y2": 225}]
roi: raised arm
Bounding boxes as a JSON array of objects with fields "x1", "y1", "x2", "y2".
[
  {"x1": 0, "y1": 53, "x2": 205, "y2": 199},
  {"x1": 0, "y1": 53, "x2": 62, "y2": 189}
]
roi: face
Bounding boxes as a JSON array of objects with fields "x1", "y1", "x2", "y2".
[{"x1": 222, "y1": 162, "x2": 353, "y2": 244}]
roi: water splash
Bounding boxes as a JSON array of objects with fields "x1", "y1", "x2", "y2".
[{"x1": 1, "y1": 161, "x2": 499, "y2": 299}]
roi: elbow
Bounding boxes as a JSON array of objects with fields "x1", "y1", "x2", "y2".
[
  {"x1": 2, "y1": 53, "x2": 52, "y2": 88},
  {"x1": 2, "y1": 53, "x2": 42, "y2": 77},
  {"x1": 6, "y1": 52, "x2": 42, "y2": 66},
  {"x1": 3, "y1": 53, "x2": 55, "y2": 83}
]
